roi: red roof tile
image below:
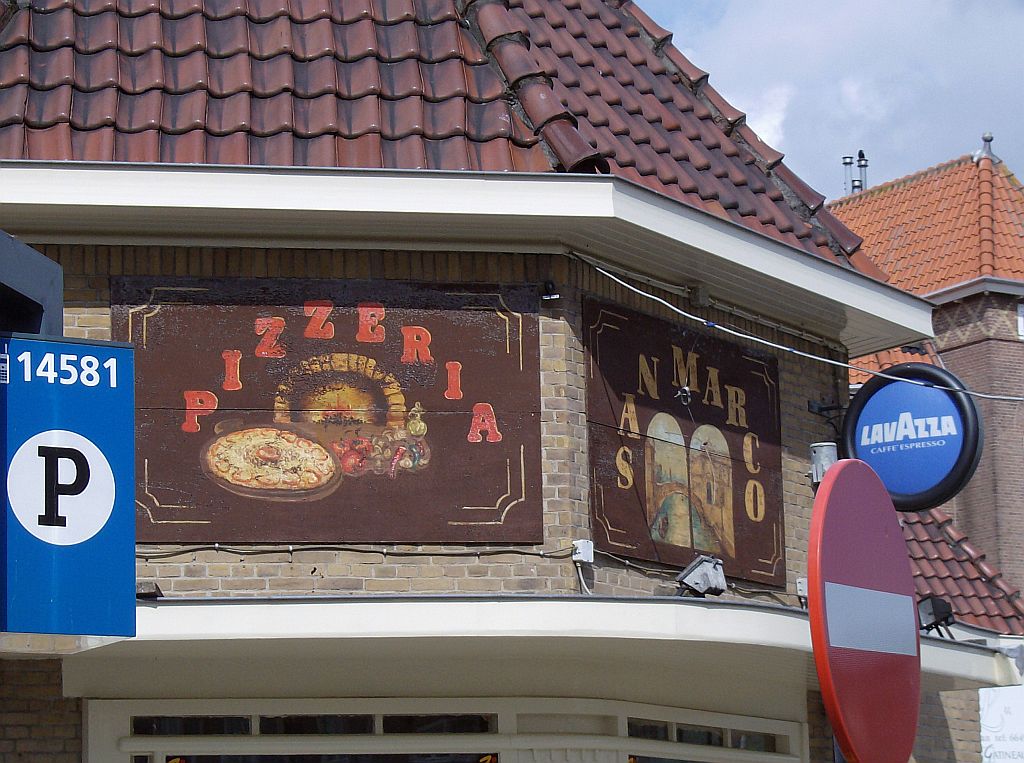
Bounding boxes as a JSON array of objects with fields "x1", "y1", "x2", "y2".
[
  {"x1": 849, "y1": 343, "x2": 940, "y2": 386},
  {"x1": 830, "y1": 148, "x2": 1024, "y2": 296},
  {"x1": 0, "y1": 0, "x2": 873, "y2": 269},
  {"x1": 903, "y1": 509, "x2": 1024, "y2": 635}
]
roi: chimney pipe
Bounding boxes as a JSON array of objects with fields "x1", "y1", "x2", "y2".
[{"x1": 842, "y1": 155, "x2": 854, "y2": 196}]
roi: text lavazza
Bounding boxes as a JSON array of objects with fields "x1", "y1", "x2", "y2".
[{"x1": 860, "y1": 412, "x2": 958, "y2": 450}]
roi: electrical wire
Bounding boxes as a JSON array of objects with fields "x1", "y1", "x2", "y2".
[
  {"x1": 578, "y1": 252, "x2": 1024, "y2": 404},
  {"x1": 729, "y1": 583, "x2": 801, "y2": 608},
  {"x1": 137, "y1": 543, "x2": 576, "y2": 561},
  {"x1": 594, "y1": 548, "x2": 676, "y2": 578},
  {"x1": 574, "y1": 560, "x2": 593, "y2": 595}
]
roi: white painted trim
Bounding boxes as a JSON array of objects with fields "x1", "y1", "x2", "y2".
[
  {"x1": 926, "y1": 276, "x2": 1024, "y2": 304},
  {"x1": 0, "y1": 161, "x2": 932, "y2": 354},
  {"x1": 83, "y1": 597, "x2": 1020, "y2": 688}
]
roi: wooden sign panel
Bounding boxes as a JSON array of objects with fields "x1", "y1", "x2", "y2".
[
  {"x1": 113, "y1": 278, "x2": 542, "y2": 543},
  {"x1": 585, "y1": 299, "x2": 785, "y2": 584}
]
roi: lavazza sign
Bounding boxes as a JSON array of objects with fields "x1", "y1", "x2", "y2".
[{"x1": 843, "y1": 363, "x2": 982, "y2": 512}]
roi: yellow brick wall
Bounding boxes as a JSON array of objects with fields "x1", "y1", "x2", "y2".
[
  {"x1": 42, "y1": 244, "x2": 839, "y2": 600},
  {"x1": 0, "y1": 660, "x2": 81, "y2": 763}
]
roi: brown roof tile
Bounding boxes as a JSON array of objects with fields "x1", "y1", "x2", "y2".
[
  {"x1": 902, "y1": 509, "x2": 1024, "y2": 635},
  {"x1": 0, "y1": 0, "x2": 874, "y2": 270}
]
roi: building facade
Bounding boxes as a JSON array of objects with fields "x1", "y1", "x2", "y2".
[{"x1": 0, "y1": 2, "x2": 1017, "y2": 762}]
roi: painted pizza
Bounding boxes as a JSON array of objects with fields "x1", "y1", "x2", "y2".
[{"x1": 204, "y1": 427, "x2": 336, "y2": 491}]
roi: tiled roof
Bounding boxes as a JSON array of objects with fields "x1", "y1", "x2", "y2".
[
  {"x1": 0, "y1": 0, "x2": 874, "y2": 269},
  {"x1": 903, "y1": 508, "x2": 1024, "y2": 635},
  {"x1": 848, "y1": 344, "x2": 939, "y2": 386},
  {"x1": 837, "y1": 145, "x2": 1024, "y2": 635},
  {"x1": 830, "y1": 149, "x2": 1024, "y2": 295}
]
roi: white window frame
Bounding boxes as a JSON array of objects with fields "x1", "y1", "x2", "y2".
[{"x1": 86, "y1": 697, "x2": 805, "y2": 763}]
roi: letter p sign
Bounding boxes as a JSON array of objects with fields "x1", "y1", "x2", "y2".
[
  {"x1": 7, "y1": 430, "x2": 116, "y2": 546},
  {"x1": 36, "y1": 446, "x2": 90, "y2": 528}
]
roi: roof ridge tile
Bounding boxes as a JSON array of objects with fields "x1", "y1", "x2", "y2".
[
  {"x1": 829, "y1": 155, "x2": 974, "y2": 208},
  {"x1": 463, "y1": 0, "x2": 602, "y2": 173}
]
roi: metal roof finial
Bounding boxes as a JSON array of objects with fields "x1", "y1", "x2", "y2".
[{"x1": 974, "y1": 132, "x2": 1001, "y2": 164}]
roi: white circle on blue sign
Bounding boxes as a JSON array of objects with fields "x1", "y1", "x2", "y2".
[
  {"x1": 854, "y1": 382, "x2": 962, "y2": 495},
  {"x1": 7, "y1": 429, "x2": 116, "y2": 546}
]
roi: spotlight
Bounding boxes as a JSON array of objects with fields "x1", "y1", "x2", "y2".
[
  {"x1": 675, "y1": 554, "x2": 726, "y2": 597},
  {"x1": 809, "y1": 442, "x2": 838, "y2": 486},
  {"x1": 918, "y1": 595, "x2": 955, "y2": 637},
  {"x1": 541, "y1": 281, "x2": 560, "y2": 301}
]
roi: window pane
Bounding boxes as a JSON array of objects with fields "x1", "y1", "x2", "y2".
[
  {"x1": 166, "y1": 753, "x2": 496, "y2": 763},
  {"x1": 382, "y1": 715, "x2": 495, "y2": 734},
  {"x1": 631, "y1": 756, "x2": 699, "y2": 763},
  {"x1": 259, "y1": 715, "x2": 374, "y2": 735},
  {"x1": 627, "y1": 718, "x2": 669, "y2": 741},
  {"x1": 729, "y1": 730, "x2": 778, "y2": 752},
  {"x1": 133, "y1": 716, "x2": 251, "y2": 736},
  {"x1": 676, "y1": 724, "x2": 723, "y2": 747}
]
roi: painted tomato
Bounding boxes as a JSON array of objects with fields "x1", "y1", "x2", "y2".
[{"x1": 339, "y1": 449, "x2": 365, "y2": 476}]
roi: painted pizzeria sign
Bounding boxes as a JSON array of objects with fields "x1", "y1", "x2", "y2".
[
  {"x1": 113, "y1": 278, "x2": 542, "y2": 543},
  {"x1": 585, "y1": 299, "x2": 785, "y2": 584}
]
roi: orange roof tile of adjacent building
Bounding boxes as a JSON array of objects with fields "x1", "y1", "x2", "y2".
[
  {"x1": 903, "y1": 509, "x2": 1024, "y2": 635},
  {"x1": 829, "y1": 139, "x2": 1024, "y2": 296},
  {"x1": 0, "y1": 0, "x2": 876, "y2": 272},
  {"x1": 848, "y1": 344, "x2": 940, "y2": 386}
]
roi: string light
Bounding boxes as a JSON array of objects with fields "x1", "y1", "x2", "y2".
[{"x1": 578, "y1": 253, "x2": 1024, "y2": 404}]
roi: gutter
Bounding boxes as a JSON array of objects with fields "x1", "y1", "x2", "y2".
[
  {"x1": 0, "y1": 160, "x2": 932, "y2": 355},
  {"x1": 925, "y1": 276, "x2": 1024, "y2": 304}
]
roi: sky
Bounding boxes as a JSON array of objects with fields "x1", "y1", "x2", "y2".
[{"x1": 639, "y1": 0, "x2": 1024, "y2": 201}]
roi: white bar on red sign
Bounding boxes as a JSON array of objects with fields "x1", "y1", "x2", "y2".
[{"x1": 824, "y1": 582, "x2": 918, "y2": 656}]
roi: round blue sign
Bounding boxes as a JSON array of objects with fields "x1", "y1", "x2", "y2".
[{"x1": 842, "y1": 363, "x2": 982, "y2": 511}]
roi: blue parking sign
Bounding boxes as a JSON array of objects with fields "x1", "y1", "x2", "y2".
[{"x1": 1, "y1": 334, "x2": 135, "y2": 636}]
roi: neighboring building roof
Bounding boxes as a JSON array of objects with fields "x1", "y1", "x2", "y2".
[
  {"x1": 0, "y1": 0, "x2": 875, "y2": 270},
  {"x1": 848, "y1": 344, "x2": 939, "y2": 386},
  {"x1": 903, "y1": 508, "x2": 1024, "y2": 635},
  {"x1": 835, "y1": 139, "x2": 1024, "y2": 635},
  {"x1": 830, "y1": 139, "x2": 1024, "y2": 296}
]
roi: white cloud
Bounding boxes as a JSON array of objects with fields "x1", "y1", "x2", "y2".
[
  {"x1": 744, "y1": 85, "x2": 795, "y2": 149},
  {"x1": 639, "y1": 0, "x2": 1024, "y2": 199}
]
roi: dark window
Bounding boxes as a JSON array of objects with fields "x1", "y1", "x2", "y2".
[
  {"x1": 259, "y1": 715, "x2": 374, "y2": 735},
  {"x1": 676, "y1": 724, "x2": 723, "y2": 747},
  {"x1": 166, "y1": 754, "x2": 496, "y2": 763},
  {"x1": 626, "y1": 719, "x2": 669, "y2": 741},
  {"x1": 132, "y1": 716, "x2": 251, "y2": 736},
  {"x1": 382, "y1": 715, "x2": 495, "y2": 734},
  {"x1": 729, "y1": 731, "x2": 777, "y2": 752}
]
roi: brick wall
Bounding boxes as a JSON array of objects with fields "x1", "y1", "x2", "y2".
[
  {"x1": 0, "y1": 660, "x2": 81, "y2": 763},
  {"x1": 44, "y1": 244, "x2": 837, "y2": 601},
  {"x1": 934, "y1": 294, "x2": 1024, "y2": 588}
]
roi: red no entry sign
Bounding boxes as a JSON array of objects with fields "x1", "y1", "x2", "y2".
[{"x1": 809, "y1": 459, "x2": 920, "y2": 763}]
